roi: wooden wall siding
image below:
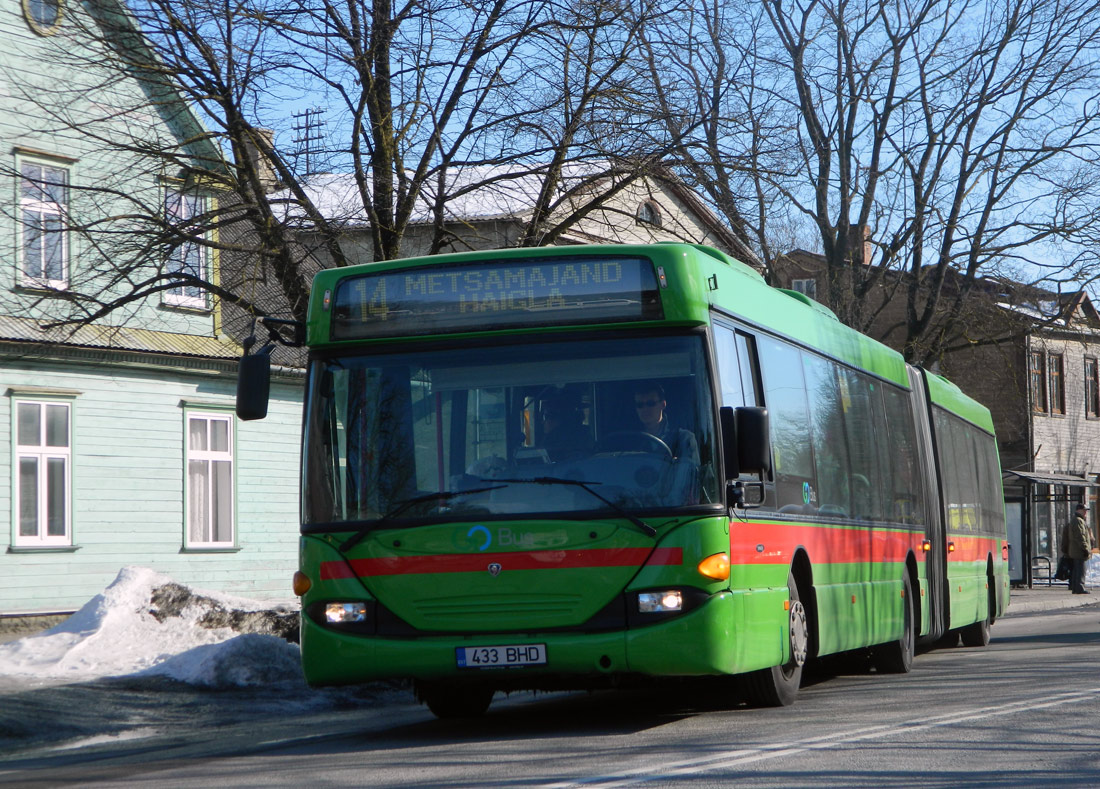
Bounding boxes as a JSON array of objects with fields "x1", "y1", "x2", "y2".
[
  {"x1": 0, "y1": 0, "x2": 219, "y2": 339},
  {"x1": 1029, "y1": 337, "x2": 1100, "y2": 476},
  {"x1": 2, "y1": 362, "x2": 302, "y2": 614}
]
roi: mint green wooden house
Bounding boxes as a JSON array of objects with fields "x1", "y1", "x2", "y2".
[{"x1": 0, "y1": 0, "x2": 301, "y2": 615}]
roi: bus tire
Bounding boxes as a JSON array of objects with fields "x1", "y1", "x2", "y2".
[
  {"x1": 741, "y1": 573, "x2": 807, "y2": 707},
  {"x1": 416, "y1": 682, "x2": 494, "y2": 719},
  {"x1": 872, "y1": 573, "x2": 915, "y2": 674},
  {"x1": 960, "y1": 582, "x2": 994, "y2": 647}
]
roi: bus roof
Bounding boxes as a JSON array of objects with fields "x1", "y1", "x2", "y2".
[{"x1": 922, "y1": 369, "x2": 996, "y2": 434}]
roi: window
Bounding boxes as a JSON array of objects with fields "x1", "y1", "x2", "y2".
[
  {"x1": 1029, "y1": 351, "x2": 1047, "y2": 413},
  {"x1": 22, "y1": 0, "x2": 62, "y2": 34},
  {"x1": 791, "y1": 278, "x2": 817, "y2": 300},
  {"x1": 636, "y1": 201, "x2": 663, "y2": 227},
  {"x1": 20, "y1": 160, "x2": 69, "y2": 288},
  {"x1": 1048, "y1": 353, "x2": 1065, "y2": 415},
  {"x1": 185, "y1": 412, "x2": 234, "y2": 547},
  {"x1": 14, "y1": 400, "x2": 71, "y2": 546},
  {"x1": 757, "y1": 337, "x2": 814, "y2": 510},
  {"x1": 1086, "y1": 358, "x2": 1099, "y2": 418},
  {"x1": 164, "y1": 188, "x2": 208, "y2": 308},
  {"x1": 933, "y1": 408, "x2": 1004, "y2": 536},
  {"x1": 302, "y1": 335, "x2": 719, "y2": 523}
]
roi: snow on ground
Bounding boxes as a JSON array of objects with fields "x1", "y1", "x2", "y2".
[
  {"x1": 1086, "y1": 554, "x2": 1100, "y2": 586},
  {"x1": 4, "y1": 559, "x2": 1100, "y2": 691},
  {"x1": 0, "y1": 567, "x2": 302, "y2": 689}
]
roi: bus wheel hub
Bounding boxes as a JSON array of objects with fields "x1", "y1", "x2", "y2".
[{"x1": 789, "y1": 601, "x2": 808, "y2": 667}]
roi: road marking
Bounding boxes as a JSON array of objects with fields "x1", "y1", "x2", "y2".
[{"x1": 542, "y1": 687, "x2": 1100, "y2": 788}]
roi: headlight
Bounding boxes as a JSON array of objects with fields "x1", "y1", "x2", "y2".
[
  {"x1": 324, "y1": 602, "x2": 369, "y2": 623},
  {"x1": 638, "y1": 590, "x2": 683, "y2": 613}
]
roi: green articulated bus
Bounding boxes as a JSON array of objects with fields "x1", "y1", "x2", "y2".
[{"x1": 237, "y1": 242, "x2": 1009, "y2": 718}]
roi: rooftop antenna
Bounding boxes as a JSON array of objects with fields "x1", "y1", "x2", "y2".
[{"x1": 292, "y1": 107, "x2": 326, "y2": 176}]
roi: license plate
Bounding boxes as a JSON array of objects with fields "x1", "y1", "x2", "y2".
[{"x1": 455, "y1": 643, "x2": 547, "y2": 669}]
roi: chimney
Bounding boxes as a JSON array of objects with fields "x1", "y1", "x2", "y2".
[
  {"x1": 848, "y1": 225, "x2": 872, "y2": 266},
  {"x1": 242, "y1": 128, "x2": 280, "y2": 194}
]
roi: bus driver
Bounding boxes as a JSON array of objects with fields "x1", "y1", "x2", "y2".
[{"x1": 633, "y1": 381, "x2": 699, "y2": 465}]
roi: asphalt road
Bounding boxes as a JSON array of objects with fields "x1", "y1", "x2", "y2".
[{"x1": 3, "y1": 603, "x2": 1099, "y2": 788}]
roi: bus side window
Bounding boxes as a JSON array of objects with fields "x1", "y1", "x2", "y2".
[
  {"x1": 714, "y1": 323, "x2": 760, "y2": 408},
  {"x1": 840, "y1": 368, "x2": 887, "y2": 522},
  {"x1": 882, "y1": 386, "x2": 925, "y2": 525},
  {"x1": 758, "y1": 336, "x2": 815, "y2": 512},
  {"x1": 802, "y1": 354, "x2": 851, "y2": 519}
]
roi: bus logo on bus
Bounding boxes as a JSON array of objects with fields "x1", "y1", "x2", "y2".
[{"x1": 488, "y1": 563, "x2": 502, "y2": 577}]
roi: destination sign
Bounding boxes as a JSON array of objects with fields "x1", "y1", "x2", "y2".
[{"x1": 330, "y1": 256, "x2": 662, "y2": 339}]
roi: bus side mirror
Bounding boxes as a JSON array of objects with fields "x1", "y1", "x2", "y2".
[
  {"x1": 236, "y1": 351, "x2": 271, "y2": 421},
  {"x1": 735, "y1": 406, "x2": 771, "y2": 476}
]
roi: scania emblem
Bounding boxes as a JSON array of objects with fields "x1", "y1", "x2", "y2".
[{"x1": 487, "y1": 562, "x2": 502, "y2": 577}]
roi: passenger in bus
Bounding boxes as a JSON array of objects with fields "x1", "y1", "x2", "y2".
[{"x1": 541, "y1": 391, "x2": 593, "y2": 462}]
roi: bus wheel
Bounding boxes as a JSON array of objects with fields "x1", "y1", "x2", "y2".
[
  {"x1": 872, "y1": 574, "x2": 915, "y2": 674},
  {"x1": 416, "y1": 682, "x2": 494, "y2": 719},
  {"x1": 742, "y1": 573, "x2": 807, "y2": 707},
  {"x1": 960, "y1": 584, "x2": 993, "y2": 647}
]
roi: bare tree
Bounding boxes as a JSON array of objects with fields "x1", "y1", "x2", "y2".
[
  {"x1": 647, "y1": 0, "x2": 1100, "y2": 364},
  {"x1": 3, "y1": 0, "x2": 680, "y2": 333}
]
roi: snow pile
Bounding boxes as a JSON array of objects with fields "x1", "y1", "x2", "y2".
[
  {"x1": 0, "y1": 567, "x2": 302, "y2": 688},
  {"x1": 1087, "y1": 554, "x2": 1100, "y2": 586}
]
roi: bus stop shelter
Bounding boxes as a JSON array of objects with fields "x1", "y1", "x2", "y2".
[{"x1": 1002, "y1": 470, "x2": 1097, "y2": 587}]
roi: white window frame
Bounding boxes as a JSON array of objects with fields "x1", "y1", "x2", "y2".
[
  {"x1": 13, "y1": 399, "x2": 72, "y2": 547},
  {"x1": 184, "y1": 410, "x2": 236, "y2": 548},
  {"x1": 163, "y1": 187, "x2": 209, "y2": 309},
  {"x1": 791, "y1": 278, "x2": 818, "y2": 300},
  {"x1": 19, "y1": 158, "x2": 70, "y2": 290}
]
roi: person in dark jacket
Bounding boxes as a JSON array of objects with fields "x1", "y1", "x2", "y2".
[
  {"x1": 633, "y1": 382, "x2": 698, "y2": 464},
  {"x1": 1061, "y1": 504, "x2": 1094, "y2": 595}
]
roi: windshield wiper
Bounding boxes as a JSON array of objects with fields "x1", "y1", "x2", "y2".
[
  {"x1": 481, "y1": 476, "x2": 657, "y2": 538},
  {"x1": 338, "y1": 486, "x2": 506, "y2": 553}
]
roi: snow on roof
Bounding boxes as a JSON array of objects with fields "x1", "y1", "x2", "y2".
[{"x1": 272, "y1": 161, "x2": 620, "y2": 228}]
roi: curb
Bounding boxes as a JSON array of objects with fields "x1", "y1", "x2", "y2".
[{"x1": 1003, "y1": 594, "x2": 1100, "y2": 616}]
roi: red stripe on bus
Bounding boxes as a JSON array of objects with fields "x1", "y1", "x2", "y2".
[
  {"x1": 946, "y1": 535, "x2": 1002, "y2": 561},
  {"x1": 729, "y1": 520, "x2": 925, "y2": 564},
  {"x1": 320, "y1": 561, "x2": 356, "y2": 580},
  {"x1": 321, "y1": 546, "x2": 683, "y2": 579}
]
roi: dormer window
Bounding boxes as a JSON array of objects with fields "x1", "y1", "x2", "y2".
[
  {"x1": 19, "y1": 159, "x2": 70, "y2": 289},
  {"x1": 162, "y1": 188, "x2": 209, "y2": 310},
  {"x1": 636, "y1": 201, "x2": 663, "y2": 227}
]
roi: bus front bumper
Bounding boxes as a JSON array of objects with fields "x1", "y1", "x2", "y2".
[{"x1": 300, "y1": 587, "x2": 789, "y2": 687}]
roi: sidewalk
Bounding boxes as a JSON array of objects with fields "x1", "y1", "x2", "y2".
[{"x1": 1005, "y1": 582, "x2": 1100, "y2": 615}]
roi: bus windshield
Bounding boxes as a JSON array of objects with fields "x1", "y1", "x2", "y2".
[{"x1": 302, "y1": 334, "x2": 719, "y2": 526}]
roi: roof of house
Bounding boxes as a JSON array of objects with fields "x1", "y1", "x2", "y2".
[
  {"x1": 0, "y1": 316, "x2": 240, "y2": 361},
  {"x1": 269, "y1": 161, "x2": 756, "y2": 263}
]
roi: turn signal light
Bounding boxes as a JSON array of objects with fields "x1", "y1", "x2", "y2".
[
  {"x1": 292, "y1": 571, "x2": 312, "y2": 596},
  {"x1": 921, "y1": 540, "x2": 931, "y2": 553},
  {"x1": 697, "y1": 552, "x2": 731, "y2": 581},
  {"x1": 947, "y1": 541, "x2": 956, "y2": 553}
]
